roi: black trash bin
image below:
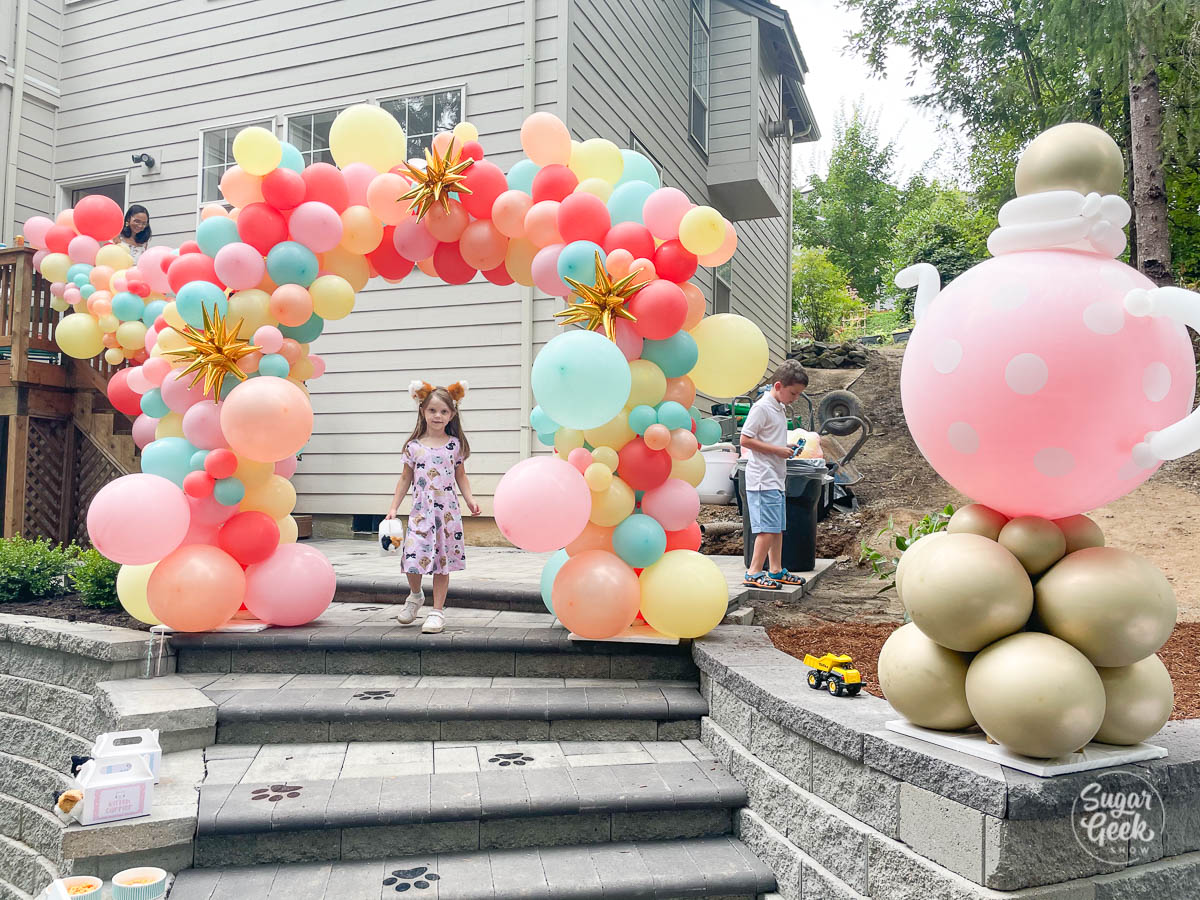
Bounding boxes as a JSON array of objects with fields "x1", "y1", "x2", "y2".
[{"x1": 737, "y1": 460, "x2": 828, "y2": 574}]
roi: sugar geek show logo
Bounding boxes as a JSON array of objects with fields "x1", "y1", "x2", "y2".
[{"x1": 1071, "y1": 770, "x2": 1163, "y2": 864}]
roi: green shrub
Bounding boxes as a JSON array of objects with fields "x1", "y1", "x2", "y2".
[
  {"x1": 71, "y1": 548, "x2": 121, "y2": 609},
  {"x1": 859, "y1": 504, "x2": 956, "y2": 590},
  {"x1": 0, "y1": 536, "x2": 79, "y2": 602}
]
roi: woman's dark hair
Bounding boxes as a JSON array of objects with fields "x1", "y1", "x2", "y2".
[{"x1": 120, "y1": 205, "x2": 152, "y2": 244}]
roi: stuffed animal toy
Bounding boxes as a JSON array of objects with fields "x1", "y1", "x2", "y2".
[{"x1": 52, "y1": 789, "x2": 84, "y2": 825}]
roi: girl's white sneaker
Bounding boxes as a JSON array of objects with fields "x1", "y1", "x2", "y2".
[
  {"x1": 421, "y1": 609, "x2": 445, "y2": 634},
  {"x1": 396, "y1": 592, "x2": 425, "y2": 625}
]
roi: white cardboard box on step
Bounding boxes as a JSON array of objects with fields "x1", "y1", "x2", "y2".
[
  {"x1": 74, "y1": 753, "x2": 154, "y2": 825},
  {"x1": 92, "y1": 729, "x2": 161, "y2": 783}
]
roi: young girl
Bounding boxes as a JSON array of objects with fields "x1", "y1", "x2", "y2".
[{"x1": 385, "y1": 380, "x2": 481, "y2": 633}]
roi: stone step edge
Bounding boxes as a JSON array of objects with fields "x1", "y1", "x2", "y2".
[
  {"x1": 0, "y1": 874, "x2": 34, "y2": 900},
  {"x1": 0, "y1": 832, "x2": 60, "y2": 897},
  {"x1": 0, "y1": 788, "x2": 67, "y2": 864},
  {"x1": 197, "y1": 761, "x2": 747, "y2": 836},
  {"x1": 210, "y1": 686, "x2": 708, "y2": 724}
]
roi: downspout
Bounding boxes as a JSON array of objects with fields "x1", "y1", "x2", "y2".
[
  {"x1": 2, "y1": 0, "x2": 30, "y2": 244},
  {"x1": 519, "y1": 0, "x2": 536, "y2": 458}
]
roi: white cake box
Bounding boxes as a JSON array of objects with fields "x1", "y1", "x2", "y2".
[
  {"x1": 74, "y1": 753, "x2": 154, "y2": 825},
  {"x1": 92, "y1": 729, "x2": 162, "y2": 783}
]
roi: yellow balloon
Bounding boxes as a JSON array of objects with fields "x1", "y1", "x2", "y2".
[
  {"x1": 329, "y1": 104, "x2": 407, "y2": 173},
  {"x1": 155, "y1": 326, "x2": 189, "y2": 353},
  {"x1": 50, "y1": 298, "x2": 70, "y2": 313},
  {"x1": 689, "y1": 314, "x2": 769, "y2": 398},
  {"x1": 570, "y1": 138, "x2": 624, "y2": 184},
  {"x1": 104, "y1": 348, "x2": 125, "y2": 366},
  {"x1": 116, "y1": 562, "x2": 161, "y2": 625},
  {"x1": 320, "y1": 247, "x2": 371, "y2": 293},
  {"x1": 339, "y1": 206, "x2": 385, "y2": 255},
  {"x1": 453, "y1": 121, "x2": 479, "y2": 144},
  {"x1": 629, "y1": 360, "x2": 667, "y2": 407},
  {"x1": 554, "y1": 428, "x2": 586, "y2": 456},
  {"x1": 241, "y1": 474, "x2": 297, "y2": 520},
  {"x1": 116, "y1": 320, "x2": 148, "y2": 350},
  {"x1": 584, "y1": 462, "x2": 613, "y2": 492},
  {"x1": 276, "y1": 515, "x2": 298, "y2": 544},
  {"x1": 584, "y1": 411, "x2": 635, "y2": 452},
  {"x1": 232, "y1": 126, "x2": 282, "y2": 176},
  {"x1": 227, "y1": 289, "x2": 273, "y2": 337},
  {"x1": 155, "y1": 411, "x2": 185, "y2": 439},
  {"x1": 56, "y1": 312, "x2": 104, "y2": 358},
  {"x1": 40, "y1": 252, "x2": 71, "y2": 284},
  {"x1": 671, "y1": 450, "x2": 706, "y2": 487},
  {"x1": 592, "y1": 446, "x2": 619, "y2": 472},
  {"x1": 589, "y1": 476, "x2": 635, "y2": 526},
  {"x1": 678, "y1": 206, "x2": 725, "y2": 256},
  {"x1": 309, "y1": 274, "x2": 355, "y2": 320},
  {"x1": 290, "y1": 355, "x2": 314, "y2": 382},
  {"x1": 639, "y1": 550, "x2": 727, "y2": 638},
  {"x1": 235, "y1": 455, "x2": 274, "y2": 488},
  {"x1": 97, "y1": 313, "x2": 119, "y2": 333},
  {"x1": 162, "y1": 300, "x2": 186, "y2": 332},
  {"x1": 576, "y1": 177, "x2": 613, "y2": 202},
  {"x1": 95, "y1": 243, "x2": 133, "y2": 270}
]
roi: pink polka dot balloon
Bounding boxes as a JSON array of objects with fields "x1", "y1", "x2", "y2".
[{"x1": 901, "y1": 250, "x2": 1195, "y2": 519}]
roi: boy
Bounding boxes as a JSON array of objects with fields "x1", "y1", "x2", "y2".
[{"x1": 739, "y1": 359, "x2": 809, "y2": 589}]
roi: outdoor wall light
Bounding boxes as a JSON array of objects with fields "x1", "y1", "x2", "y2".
[{"x1": 131, "y1": 152, "x2": 156, "y2": 169}]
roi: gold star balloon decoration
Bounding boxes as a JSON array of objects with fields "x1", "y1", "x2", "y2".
[
  {"x1": 397, "y1": 140, "x2": 475, "y2": 221},
  {"x1": 163, "y1": 304, "x2": 260, "y2": 401},
  {"x1": 555, "y1": 252, "x2": 650, "y2": 341}
]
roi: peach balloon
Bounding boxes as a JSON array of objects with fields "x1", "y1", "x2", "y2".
[
  {"x1": 146, "y1": 544, "x2": 244, "y2": 632},
  {"x1": 664, "y1": 376, "x2": 697, "y2": 408},
  {"x1": 606, "y1": 249, "x2": 634, "y2": 280},
  {"x1": 278, "y1": 338, "x2": 302, "y2": 364},
  {"x1": 417, "y1": 255, "x2": 439, "y2": 277},
  {"x1": 524, "y1": 201, "x2": 565, "y2": 247},
  {"x1": 321, "y1": 246, "x2": 371, "y2": 292},
  {"x1": 459, "y1": 219, "x2": 509, "y2": 271},
  {"x1": 644, "y1": 424, "x2": 671, "y2": 451},
  {"x1": 269, "y1": 285, "x2": 314, "y2": 327},
  {"x1": 366, "y1": 173, "x2": 413, "y2": 225},
  {"x1": 520, "y1": 111, "x2": 573, "y2": 167},
  {"x1": 220, "y1": 165, "x2": 264, "y2": 208},
  {"x1": 552, "y1": 550, "x2": 641, "y2": 639},
  {"x1": 505, "y1": 239, "x2": 538, "y2": 286},
  {"x1": 424, "y1": 200, "x2": 469, "y2": 242},
  {"x1": 90, "y1": 266, "x2": 114, "y2": 290},
  {"x1": 221, "y1": 376, "x2": 313, "y2": 462},
  {"x1": 667, "y1": 428, "x2": 699, "y2": 460},
  {"x1": 493, "y1": 190, "x2": 534, "y2": 238},
  {"x1": 680, "y1": 281, "x2": 706, "y2": 330},
  {"x1": 566, "y1": 521, "x2": 615, "y2": 555},
  {"x1": 630, "y1": 257, "x2": 656, "y2": 281},
  {"x1": 200, "y1": 205, "x2": 228, "y2": 221},
  {"x1": 339, "y1": 205, "x2": 385, "y2": 254}
]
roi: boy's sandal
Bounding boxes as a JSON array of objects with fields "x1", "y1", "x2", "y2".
[
  {"x1": 770, "y1": 569, "x2": 807, "y2": 586},
  {"x1": 743, "y1": 572, "x2": 781, "y2": 590}
]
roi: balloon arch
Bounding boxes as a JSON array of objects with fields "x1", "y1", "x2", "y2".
[{"x1": 23, "y1": 106, "x2": 771, "y2": 640}]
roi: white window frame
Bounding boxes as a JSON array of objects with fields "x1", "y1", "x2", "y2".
[
  {"x1": 56, "y1": 171, "x2": 130, "y2": 216},
  {"x1": 284, "y1": 104, "x2": 347, "y2": 170},
  {"x1": 713, "y1": 258, "x2": 732, "y2": 315},
  {"x1": 377, "y1": 85, "x2": 468, "y2": 162},
  {"x1": 689, "y1": 0, "x2": 710, "y2": 154},
  {"x1": 195, "y1": 116, "x2": 276, "y2": 217}
]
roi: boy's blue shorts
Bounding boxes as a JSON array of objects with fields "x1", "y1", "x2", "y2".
[{"x1": 747, "y1": 489, "x2": 785, "y2": 534}]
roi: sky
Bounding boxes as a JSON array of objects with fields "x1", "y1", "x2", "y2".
[{"x1": 776, "y1": 0, "x2": 960, "y2": 186}]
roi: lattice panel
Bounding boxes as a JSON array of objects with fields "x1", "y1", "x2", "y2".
[
  {"x1": 23, "y1": 418, "x2": 68, "y2": 540},
  {"x1": 71, "y1": 430, "x2": 122, "y2": 547}
]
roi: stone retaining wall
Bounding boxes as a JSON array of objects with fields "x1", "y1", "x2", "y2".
[{"x1": 692, "y1": 626, "x2": 1200, "y2": 899}]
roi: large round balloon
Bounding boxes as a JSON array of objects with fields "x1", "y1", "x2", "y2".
[
  {"x1": 116, "y1": 562, "x2": 161, "y2": 625},
  {"x1": 531, "y1": 330, "x2": 632, "y2": 430},
  {"x1": 493, "y1": 456, "x2": 592, "y2": 551},
  {"x1": 87, "y1": 474, "x2": 190, "y2": 565},
  {"x1": 877, "y1": 623, "x2": 974, "y2": 731},
  {"x1": 901, "y1": 252, "x2": 1195, "y2": 519},
  {"x1": 1094, "y1": 655, "x2": 1174, "y2": 745},
  {"x1": 328, "y1": 104, "x2": 407, "y2": 173},
  {"x1": 220, "y1": 376, "x2": 313, "y2": 462},
  {"x1": 639, "y1": 550, "x2": 726, "y2": 638},
  {"x1": 243, "y1": 543, "x2": 336, "y2": 626},
  {"x1": 147, "y1": 544, "x2": 245, "y2": 631},
  {"x1": 552, "y1": 550, "x2": 641, "y2": 639},
  {"x1": 688, "y1": 314, "x2": 770, "y2": 398}
]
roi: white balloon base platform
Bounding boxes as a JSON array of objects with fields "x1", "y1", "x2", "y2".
[
  {"x1": 886, "y1": 719, "x2": 1167, "y2": 777},
  {"x1": 568, "y1": 622, "x2": 680, "y2": 644}
]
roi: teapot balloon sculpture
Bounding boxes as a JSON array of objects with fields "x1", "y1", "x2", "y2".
[{"x1": 881, "y1": 123, "x2": 1198, "y2": 759}]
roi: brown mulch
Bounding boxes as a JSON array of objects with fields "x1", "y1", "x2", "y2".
[
  {"x1": 0, "y1": 596, "x2": 152, "y2": 631},
  {"x1": 768, "y1": 621, "x2": 1200, "y2": 720}
]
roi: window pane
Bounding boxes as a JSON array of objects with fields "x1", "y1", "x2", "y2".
[
  {"x1": 289, "y1": 116, "x2": 315, "y2": 153},
  {"x1": 714, "y1": 280, "x2": 730, "y2": 315},
  {"x1": 716, "y1": 259, "x2": 732, "y2": 286},
  {"x1": 407, "y1": 135, "x2": 427, "y2": 161},
  {"x1": 378, "y1": 98, "x2": 404, "y2": 128},
  {"x1": 690, "y1": 91, "x2": 707, "y2": 147},
  {"x1": 407, "y1": 94, "x2": 434, "y2": 136},
  {"x1": 691, "y1": 14, "x2": 709, "y2": 102},
  {"x1": 203, "y1": 132, "x2": 224, "y2": 168},
  {"x1": 691, "y1": 0, "x2": 709, "y2": 24},
  {"x1": 202, "y1": 166, "x2": 221, "y2": 203},
  {"x1": 435, "y1": 90, "x2": 462, "y2": 132},
  {"x1": 312, "y1": 109, "x2": 337, "y2": 151}
]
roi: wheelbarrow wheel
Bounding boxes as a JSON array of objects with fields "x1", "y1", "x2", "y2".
[{"x1": 818, "y1": 390, "x2": 864, "y2": 436}]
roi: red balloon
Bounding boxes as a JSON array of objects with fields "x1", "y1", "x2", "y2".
[
  {"x1": 179, "y1": 240, "x2": 202, "y2": 255},
  {"x1": 558, "y1": 192, "x2": 610, "y2": 245},
  {"x1": 237, "y1": 202, "x2": 289, "y2": 255},
  {"x1": 262, "y1": 168, "x2": 306, "y2": 210},
  {"x1": 183, "y1": 470, "x2": 215, "y2": 499},
  {"x1": 218, "y1": 511, "x2": 280, "y2": 567},
  {"x1": 627, "y1": 279, "x2": 687, "y2": 340},
  {"x1": 460, "y1": 141, "x2": 485, "y2": 161},
  {"x1": 128, "y1": 279, "x2": 151, "y2": 298},
  {"x1": 617, "y1": 437, "x2": 672, "y2": 491},
  {"x1": 433, "y1": 242, "x2": 478, "y2": 285},
  {"x1": 44, "y1": 225, "x2": 75, "y2": 254},
  {"x1": 654, "y1": 239, "x2": 698, "y2": 283},
  {"x1": 204, "y1": 448, "x2": 238, "y2": 480},
  {"x1": 459, "y1": 160, "x2": 508, "y2": 219},
  {"x1": 603, "y1": 222, "x2": 655, "y2": 260},
  {"x1": 106, "y1": 368, "x2": 143, "y2": 417},
  {"x1": 73, "y1": 195, "x2": 124, "y2": 241},
  {"x1": 665, "y1": 521, "x2": 703, "y2": 552},
  {"x1": 368, "y1": 226, "x2": 417, "y2": 280},
  {"x1": 167, "y1": 253, "x2": 223, "y2": 294},
  {"x1": 532, "y1": 165, "x2": 578, "y2": 203},
  {"x1": 301, "y1": 163, "x2": 349, "y2": 213},
  {"x1": 483, "y1": 263, "x2": 515, "y2": 286}
]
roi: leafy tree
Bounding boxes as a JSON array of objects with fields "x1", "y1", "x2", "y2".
[{"x1": 791, "y1": 247, "x2": 862, "y2": 342}]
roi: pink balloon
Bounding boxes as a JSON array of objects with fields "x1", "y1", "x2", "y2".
[
  {"x1": 214, "y1": 242, "x2": 266, "y2": 291},
  {"x1": 642, "y1": 188, "x2": 692, "y2": 241},
  {"x1": 392, "y1": 217, "x2": 439, "y2": 262},
  {"x1": 63, "y1": 286, "x2": 82, "y2": 306},
  {"x1": 176, "y1": 518, "x2": 220, "y2": 549},
  {"x1": 493, "y1": 456, "x2": 592, "y2": 551},
  {"x1": 613, "y1": 318, "x2": 644, "y2": 361},
  {"x1": 902, "y1": 251, "x2": 1196, "y2": 519},
  {"x1": 253, "y1": 325, "x2": 283, "y2": 354},
  {"x1": 160, "y1": 368, "x2": 208, "y2": 413},
  {"x1": 142, "y1": 356, "x2": 172, "y2": 386},
  {"x1": 144, "y1": 325, "x2": 159, "y2": 354},
  {"x1": 50, "y1": 281, "x2": 66, "y2": 298},
  {"x1": 641, "y1": 478, "x2": 700, "y2": 531},
  {"x1": 274, "y1": 455, "x2": 298, "y2": 478},
  {"x1": 567, "y1": 447, "x2": 594, "y2": 473},
  {"x1": 531, "y1": 244, "x2": 568, "y2": 297},
  {"x1": 87, "y1": 473, "x2": 191, "y2": 564},
  {"x1": 136, "y1": 247, "x2": 174, "y2": 295},
  {"x1": 244, "y1": 543, "x2": 335, "y2": 626},
  {"x1": 341, "y1": 162, "x2": 379, "y2": 207},
  {"x1": 188, "y1": 492, "x2": 238, "y2": 526},
  {"x1": 126, "y1": 366, "x2": 152, "y2": 394},
  {"x1": 22, "y1": 216, "x2": 54, "y2": 250},
  {"x1": 132, "y1": 414, "x2": 159, "y2": 448},
  {"x1": 308, "y1": 354, "x2": 326, "y2": 378},
  {"x1": 182, "y1": 400, "x2": 229, "y2": 450},
  {"x1": 68, "y1": 234, "x2": 100, "y2": 265},
  {"x1": 289, "y1": 201, "x2": 344, "y2": 253},
  {"x1": 32, "y1": 250, "x2": 48, "y2": 270}
]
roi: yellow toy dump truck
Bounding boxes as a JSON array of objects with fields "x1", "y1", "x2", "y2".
[{"x1": 803, "y1": 653, "x2": 863, "y2": 697}]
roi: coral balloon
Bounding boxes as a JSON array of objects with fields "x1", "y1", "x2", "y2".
[
  {"x1": 147, "y1": 544, "x2": 245, "y2": 631},
  {"x1": 236, "y1": 203, "x2": 289, "y2": 256},
  {"x1": 558, "y1": 192, "x2": 611, "y2": 245},
  {"x1": 639, "y1": 550, "x2": 727, "y2": 638},
  {"x1": 532, "y1": 165, "x2": 579, "y2": 203},
  {"x1": 603, "y1": 222, "x2": 655, "y2": 260},
  {"x1": 524, "y1": 201, "x2": 565, "y2": 247},
  {"x1": 87, "y1": 474, "x2": 191, "y2": 565},
  {"x1": 617, "y1": 437, "x2": 672, "y2": 490},
  {"x1": 627, "y1": 280, "x2": 687, "y2": 340},
  {"x1": 664, "y1": 521, "x2": 703, "y2": 552},
  {"x1": 433, "y1": 242, "x2": 478, "y2": 285},
  {"x1": 459, "y1": 160, "x2": 508, "y2": 219},
  {"x1": 221, "y1": 376, "x2": 314, "y2": 462},
  {"x1": 302, "y1": 163, "x2": 350, "y2": 213},
  {"x1": 73, "y1": 195, "x2": 124, "y2": 240},
  {"x1": 459, "y1": 219, "x2": 509, "y2": 271},
  {"x1": 493, "y1": 456, "x2": 592, "y2": 551},
  {"x1": 367, "y1": 172, "x2": 415, "y2": 225},
  {"x1": 369, "y1": 227, "x2": 417, "y2": 280},
  {"x1": 424, "y1": 201, "x2": 469, "y2": 243},
  {"x1": 679, "y1": 281, "x2": 707, "y2": 330},
  {"x1": 167, "y1": 253, "x2": 222, "y2": 295},
  {"x1": 106, "y1": 368, "x2": 143, "y2": 416},
  {"x1": 552, "y1": 550, "x2": 641, "y2": 639},
  {"x1": 566, "y1": 521, "x2": 615, "y2": 556},
  {"x1": 262, "y1": 167, "x2": 306, "y2": 210},
  {"x1": 654, "y1": 239, "x2": 698, "y2": 283},
  {"x1": 218, "y1": 511, "x2": 281, "y2": 566}
]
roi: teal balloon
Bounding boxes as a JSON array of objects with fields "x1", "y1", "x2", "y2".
[
  {"x1": 628, "y1": 404, "x2": 658, "y2": 435},
  {"x1": 536, "y1": 429, "x2": 557, "y2": 447},
  {"x1": 141, "y1": 437, "x2": 198, "y2": 487},
  {"x1": 259, "y1": 353, "x2": 290, "y2": 377},
  {"x1": 608, "y1": 181, "x2": 655, "y2": 225},
  {"x1": 507, "y1": 159, "x2": 540, "y2": 195},
  {"x1": 196, "y1": 216, "x2": 240, "y2": 257},
  {"x1": 613, "y1": 514, "x2": 667, "y2": 568},
  {"x1": 530, "y1": 405, "x2": 558, "y2": 433},
  {"x1": 696, "y1": 417, "x2": 723, "y2": 446},
  {"x1": 214, "y1": 477, "x2": 245, "y2": 506},
  {"x1": 278, "y1": 141, "x2": 305, "y2": 173},
  {"x1": 67, "y1": 263, "x2": 92, "y2": 283},
  {"x1": 531, "y1": 330, "x2": 632, "y2": 430},
  {"x1": 80, "y1": 284, "x2": 96, "y2": 300},
  {"x1": 616, "y1": 151, "x2": 661, "y2": 189},
  {"x1": 139, "y1": 388, "x2": 169, "y2": 418},
  {"x1": 190, "y1": 450, "x2": 209, "y2": 472},
  {"x1": 218, "y1": 377, "x2": 240, "y2": 400},
  {"x1": 557, "y1": 241, "x2": 605, "y2": 285},
  {"x1": 642, "y1": 332, "x2": 698, "y2": 378},
  {"x1": 141, "y1": 299, "x2": 167, "y2": 327},
  {"x1": 656, "y1": 400, "x2": 691, "y2": 431},
  {"x1": 176, "y1": 280, "x2": 228, "y2": 328},
  {"x1": 540, "y1": 548, "x2": 570, "y2": 615},
  {"x1": 111, "y1": 291, "x2": 145, "y2": 322},
  {"x1": 266, "y1": 241, "x2": 319, "y2": 287},
  {"x1": 279, "y1": 312, "x2": 324, "y2": 343},
  {"x1": 72, "y1": 273, "x2": 90, "y2": 288}
]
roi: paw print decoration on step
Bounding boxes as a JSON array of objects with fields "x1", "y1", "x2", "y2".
[
  {"x1": 251, "y1": 784, "x2": 302, "y2": 802},
  {"x1": 353, "y1": 689, "x2": 396, "y2": 701},
  {"x1": 383, "y1": 866, "x2": 440, "y2": 892},
  {"x1": 488, "y1": 752, "x2": 534, "y2": 766}
]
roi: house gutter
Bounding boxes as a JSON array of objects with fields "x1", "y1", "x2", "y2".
[
  {"x1": 2, "y1": 0, "x2": 30, "y2": 244},
  {"x1": 519, "y1": 0, "x2": 536, "y2": 458}
]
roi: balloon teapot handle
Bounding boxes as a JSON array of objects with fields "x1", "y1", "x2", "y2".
[
  {"x1": 1124, "y1": 285, "x2": 1200, "y2": 464},
  {"x1": 894, "y1": 263, "x2": 941, "y2": 324}
]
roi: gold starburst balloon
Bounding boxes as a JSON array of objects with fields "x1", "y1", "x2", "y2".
[
  {"x1": 163, "y1": 304, "x2": 260, "y2": 401},
  {"x1": 397, "y1": 141, "x2": 475, "y2": 221},
  {"x1": 555, "y1": 252, "x2": 650, "y2": 341}
]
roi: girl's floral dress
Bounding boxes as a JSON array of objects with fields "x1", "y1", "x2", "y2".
[{"x1": 400, "y1": 438, "x2": 466, "y2": 574}]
